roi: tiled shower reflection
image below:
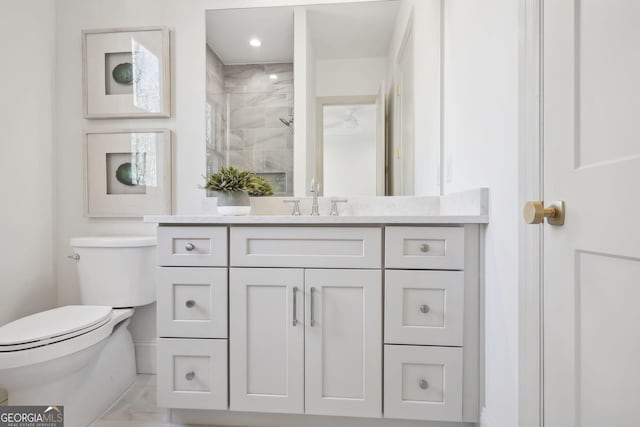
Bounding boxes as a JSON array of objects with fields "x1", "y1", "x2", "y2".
[{"x1": 206, "y1": 47, "x2": 293, "y2": 196}]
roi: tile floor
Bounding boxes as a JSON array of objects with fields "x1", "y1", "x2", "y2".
[{"x1": 89, "y1": 375, "x2": 174, "y2": 427}]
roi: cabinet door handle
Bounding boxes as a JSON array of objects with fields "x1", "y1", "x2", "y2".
[
  {"x1": 185, "y1": 299, "x2": 196, "y2": 308},
  {"x1": 292, "y1": 286, "x2": 298, "y2": 326},
  {"x1": 185, "y1": 371, "x2": 195, "y2": 381},
  {"x1": 185, "y1": 242, "x2": 195, "y2": 251},
  {"x1": 420, "y1": 243, "x2": 430, "y2": 253},
  {"x1": 310, "y1": 287, "x2": 316, "y2": 327},
  {"x1": 419, "y1": 379, "x2": 429, "y2": 390}
]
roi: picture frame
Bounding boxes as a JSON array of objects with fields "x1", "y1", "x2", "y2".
[
  {"x1": 85, "y1": 129, "x2": 172, "y2": 217},
  {"x1": 82, "y1": 27, "x2": 171, "y2": 118}
]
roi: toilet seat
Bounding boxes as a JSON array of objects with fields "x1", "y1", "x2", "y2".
[
  {"x1": 0, "y1": 305, "x2": 113, "y2": 351},
  {"x1": 0, "y1": 308, "x2": 133, "y2": 370}
]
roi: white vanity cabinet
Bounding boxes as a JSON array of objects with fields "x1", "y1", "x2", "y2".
[{"x1": 153, "y1": 221, "x2": 481, "y2": 425}]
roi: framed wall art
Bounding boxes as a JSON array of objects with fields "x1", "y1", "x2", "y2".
[
  {"x1": 82, "y1": 27, "x2": 171, "y2": 118},
  {"x1": 85, "y1": 129, "x2": 172, "y2": 217}
]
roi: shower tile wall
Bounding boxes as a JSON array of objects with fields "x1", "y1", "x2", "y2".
[
  {"x1": 225, "y1": 63, "x2": 294, "y2": 196},
  {"x1": 206, "y1": 46, "x2": 226, "y2": 176},
  {"x1": 205, "y1": 47, "x2": 294, "y2": 196}
]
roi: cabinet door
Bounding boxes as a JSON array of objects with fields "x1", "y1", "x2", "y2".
[
  {"x1": 304, "y1": 269, "x2": 382, "y2": 418},
  {"x1": 229, "y1": 268, "x2": 304, "y2": 414}
]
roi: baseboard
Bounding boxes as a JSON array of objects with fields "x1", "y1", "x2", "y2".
[
  {"x1": 480, "y1": 407, "x2": 494, "y2": 427},
  {"x1": 134, "y1": 340, "x2": 156, "y2": 374},
  {"x1": 171, "y1": 409, "x2": 476, "y2": 427}
]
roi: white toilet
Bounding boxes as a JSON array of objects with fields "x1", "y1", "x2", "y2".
[{"x1": 0, "y1": 236, "x2": 156, "y2": 427}]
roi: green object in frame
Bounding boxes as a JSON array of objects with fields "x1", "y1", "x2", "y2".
[
  {"x1": 115, "y1": 162, "x2": 137, "y2": 186},
  {"x1": 112, "y1": 62, "x2": 134, "y2": 85}
]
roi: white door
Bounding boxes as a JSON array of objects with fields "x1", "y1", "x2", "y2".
[
  {"x1": 229, "y1": 268, "x2": 304, "y2": 414},
  {"x1": 543, "y1": 1, "x2": 640, "y2": 426},
  {"x1": 304, "y1": 269, "x2": 382, "y2": 418}
]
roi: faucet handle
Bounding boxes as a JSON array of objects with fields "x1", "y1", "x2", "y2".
[
  {"x1": 283, "y1": 199, "x2": 302, "y2": 216},
  {"x1": 310, "y1": 178, "x2": 320, "y2": 193},
  {"x1": 329, "y1": 199, "x2": 348, "y2": 216}
]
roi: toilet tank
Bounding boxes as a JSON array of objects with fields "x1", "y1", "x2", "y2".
[{"x1": 70, "y1": 236, "x2": 156, "y2": 308}]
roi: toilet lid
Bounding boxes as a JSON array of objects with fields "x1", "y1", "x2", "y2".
[{"x1": 0, "y1": 305, "x2": 112, "y2": 346}]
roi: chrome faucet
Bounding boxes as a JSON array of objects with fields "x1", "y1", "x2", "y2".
[{"x1": 310, "y1": 178, "x2": 320, "y2": 216}]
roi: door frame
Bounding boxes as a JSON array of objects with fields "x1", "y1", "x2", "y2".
[{"x1": 518, "y1": 0, "x2": 543, "y2": 426}]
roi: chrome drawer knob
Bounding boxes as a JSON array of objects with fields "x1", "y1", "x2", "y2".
[
  {"x1": 185, "y1": 300, "x2": 196, "y2": 308},
  {"x1": 419, "y1": 304, "x2": 430, "y2": 314},
  {"x1": 419, "y1": 379, "x2": 429, "y2": 390},
  {"x1": 419, "y1": 243, "x2": 430, "y2": 253},
  {"x1": 185, "y1": 243, "x2": 195, "y2": 252},
  {"x1": 185, "y1": 371, "x2": 195, "y2": 381}
]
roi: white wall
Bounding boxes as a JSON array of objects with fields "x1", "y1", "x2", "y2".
[
  {"x1": 316, "y1": 57, "x2": 387, "y2": 97},
  {"x1": 442, "y1": 1, "x2": 520, "y2": 426},
  {"x1": 0, "y1": 0, "x2": 57, "y2": 327},
  {"x1": 388, "y1": 0, "x2": 441, "y2": 196}
]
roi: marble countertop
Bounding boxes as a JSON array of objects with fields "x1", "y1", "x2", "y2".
[
  {"x1": 143, "y1": 214, "x2": 489, "y2": 225},
  {"x1": 144, "y1": 188, "x2": 489, "y2": 225},
  {"x1": 144, "y1": 189, "x2": 490, "y2": 225}
]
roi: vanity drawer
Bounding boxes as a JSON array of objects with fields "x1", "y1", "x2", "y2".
[
  {"x1": 157, "y1": 338, "x2": 228, "y2": 410},
  {"x1": 230, "y1": 227, "x2": 381, "y2": 268},
  {"x1": 157, "y1": 267, "x2": 228, "y2": 338},
  {"x1": 384, "y1": 345, "x2": 463, "y2": 422},
  {"x1": 385, "y1": 270, "x2": 464, "y2": 346},
  {"x1": 385, "y1": 227, "x2": 464, "y2": 270},
  {"x1": 157, "y1": 226, "x2": 227, "y2": 267}
]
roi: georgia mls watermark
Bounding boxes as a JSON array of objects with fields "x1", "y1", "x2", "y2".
[{"x1": 0, "y1": 406, "x2": 63, "y2": 427}]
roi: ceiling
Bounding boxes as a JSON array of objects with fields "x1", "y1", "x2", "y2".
[
  {"x1": 205, "y1": 1, "x2": 400, "y2": 65},
  {"x1": 205, "y1": 7, "x2": 295, "y2": 65},
  {"x1": 307, "y1": 1, "x2": 400, "y2": 59}
]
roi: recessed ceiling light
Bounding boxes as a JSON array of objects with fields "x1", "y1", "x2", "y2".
[
  {"x1": 269, "y1": 74, "x2": 278, "y2": 80},
  {"x1": 249, "y1": 38, "x2": 262, "y2": 47}
]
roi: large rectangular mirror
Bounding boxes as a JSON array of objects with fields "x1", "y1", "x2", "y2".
[{"x1": 205, "y1": 0, "x2": 441, "y2": 197}]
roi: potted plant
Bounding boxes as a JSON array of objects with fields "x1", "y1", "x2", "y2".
[
  {"x1": 203, "y1": 166, "x2": 273, "y2": 215},
  {"x1": 248, "y1": 174, "x2": 274, "y2": 197}
]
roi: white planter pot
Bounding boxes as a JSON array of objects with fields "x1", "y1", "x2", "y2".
[{"x1": 216, "y1": 191, "x2": 251, "y2": 216}]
